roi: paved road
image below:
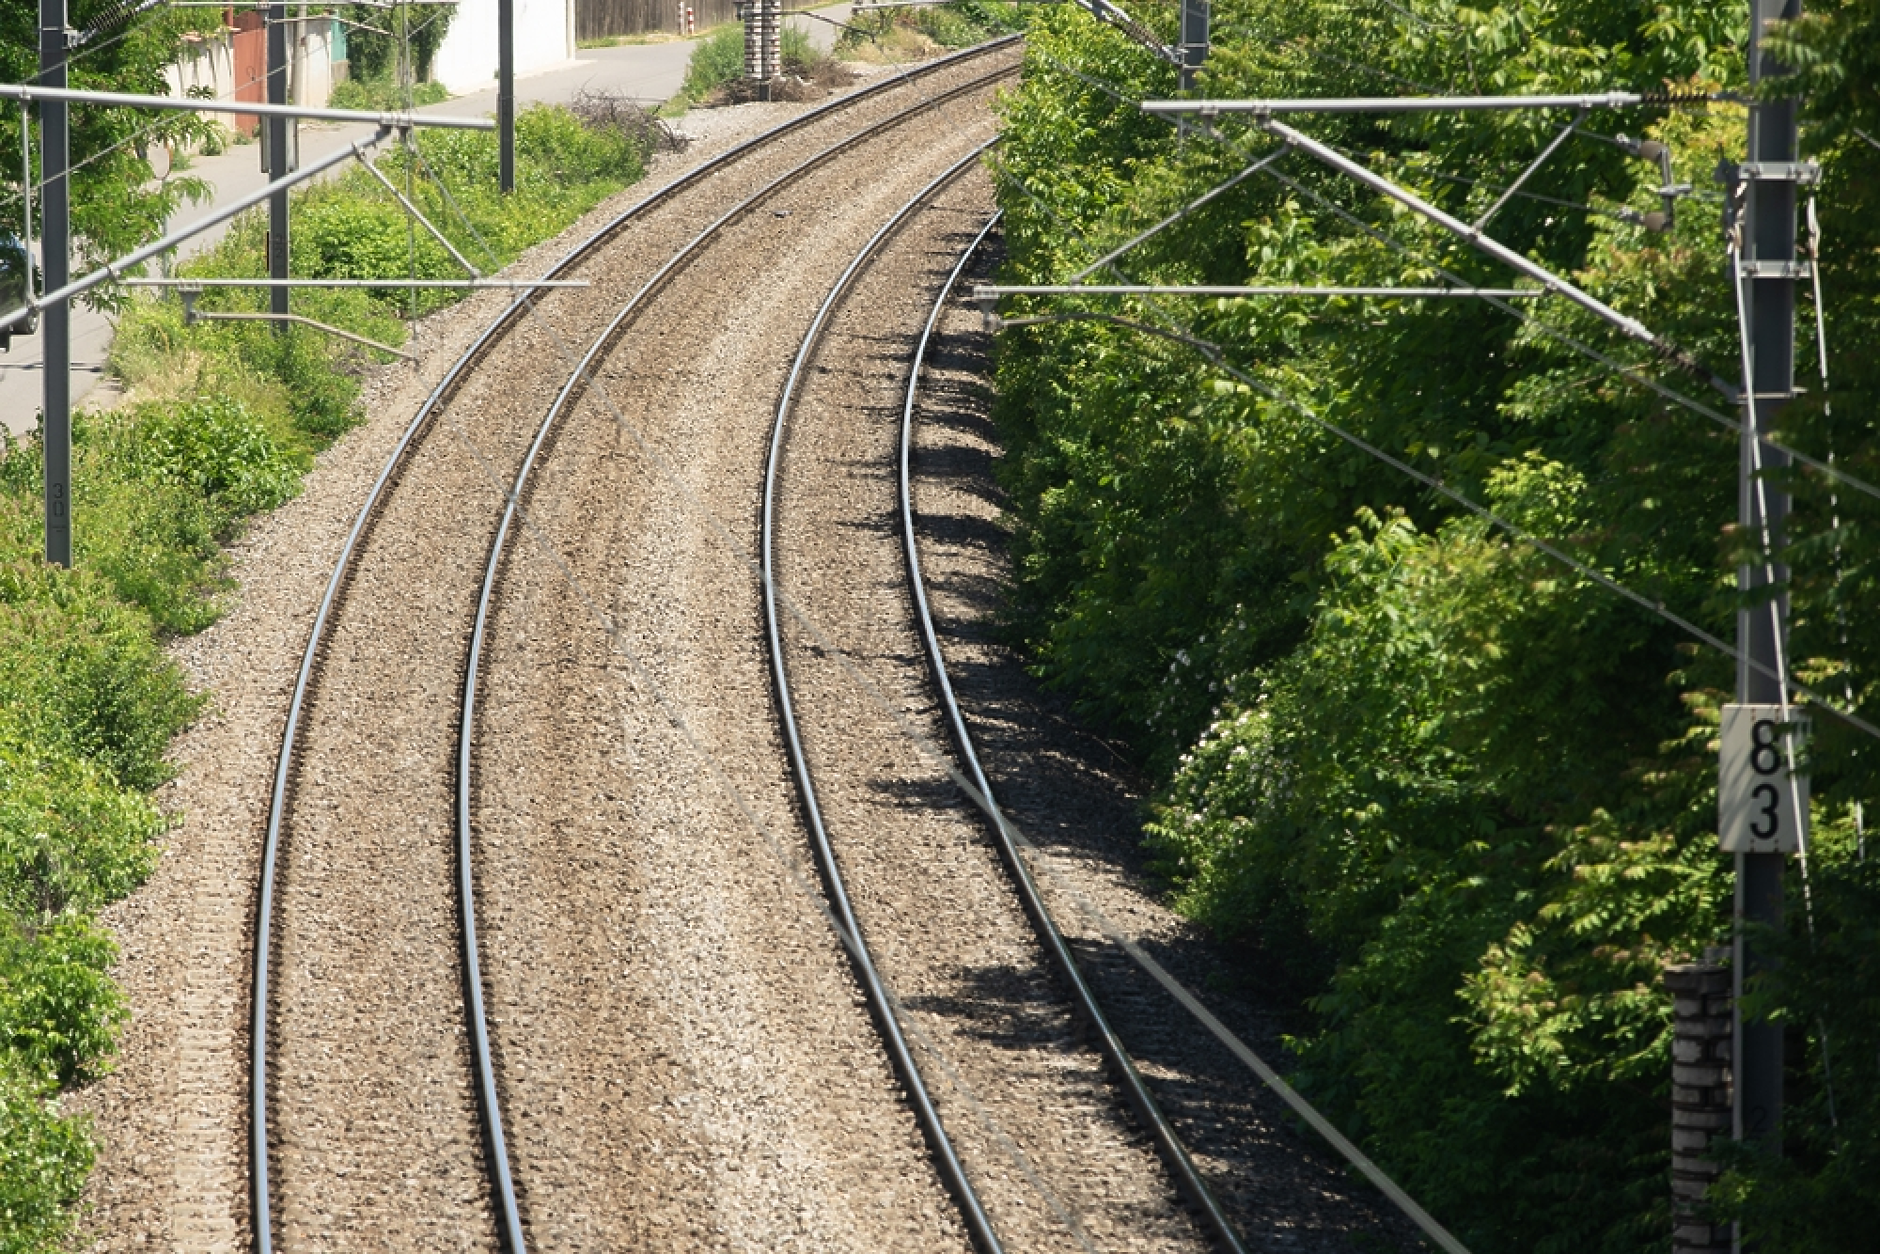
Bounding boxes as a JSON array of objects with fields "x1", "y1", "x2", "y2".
[{"x1": 0, "y1": 8, "x2": 851, "y2": 433}]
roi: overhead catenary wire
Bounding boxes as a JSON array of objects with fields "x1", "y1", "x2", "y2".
[
  {"x1": 993, "y1": 305, "x2": 1880, "y2": 747},
  {"x1": 0, "y1": 126, "x2": 395, "y2": 327},
  {"x1": 1067, "y1": 142, "x2": 1292, "y2": 282},
  {"x1": 1183, "y1": 118, "x2": 1880, "y2": 507},
  {"x1": 976, "y1": 77, "x2": 1880, "y2": 745}
]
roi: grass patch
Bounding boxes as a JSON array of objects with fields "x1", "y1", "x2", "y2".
[
  {"x1": 0, "y1": 99, "x2": 661, "y2": 1248},
  {"x1": 327, "y1": 75, "x2": 451, "y2": 112},
  {"x1": 579, "y1": 29, "x2": 687, "y2": 47}
]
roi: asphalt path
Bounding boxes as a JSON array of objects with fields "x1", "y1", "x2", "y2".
[{"x1": 0, "y1": 9, "x2": 851, "y2": 434}]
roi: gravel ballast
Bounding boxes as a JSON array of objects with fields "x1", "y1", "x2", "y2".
[
  {"x1": 70, "y1": 51, "x2": 1016, "y2": 1252},
  {"x1": 70, "y1": 37, "x2": 1435, "y2": 1254}
]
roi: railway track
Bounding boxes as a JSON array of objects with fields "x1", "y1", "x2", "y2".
[
  {"x1": 251, "y1": 42, "x2": 1018, "y2": 1251},
  {"x1": 755, "y1": 135, "x2": 1243, "y2": 1253},
  {"x1": 891, "y1": 206, "x2": 1433, "y2": 1254}
]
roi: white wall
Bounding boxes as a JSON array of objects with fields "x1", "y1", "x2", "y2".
[
  {"x1": 163, "y1": 20, "x2": 337, "y2": 122},
  {"x1": 164, "y1": 32, "x2": 235, "y2": 104},
  {"x1": 431, "y1": 0, "x2": 575, "y2": 96},
  {"x1": 291, "y1": 22, "x2": 337, "y2": 108}
]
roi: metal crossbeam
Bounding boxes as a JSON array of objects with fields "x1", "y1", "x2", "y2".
[
  {"x1": 0, "y1": 81, "x2": 495, "y2": 130},
  {"x1": 980, "y1": 283, "x2": 1544, "y2": 298},
  {"x1": 119, "y1": 277, "x2": 591, "y2": 289},
  {"x1": 1144, "y1": 91, "x2": 1658, "y2": 115}
]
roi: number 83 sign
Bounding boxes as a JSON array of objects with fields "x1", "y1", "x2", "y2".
[{"x1": 1719, "y1": 704, "x2": 1809, "y2": 854}]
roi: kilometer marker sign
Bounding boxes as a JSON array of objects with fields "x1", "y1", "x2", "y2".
[{"x1": 1719, "y1": 703, "x2": 1809, "y2": 854}]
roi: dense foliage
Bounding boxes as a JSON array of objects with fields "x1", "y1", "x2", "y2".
[
  {"x1": 0, "y1": 94, "x2": 649, "y2": 1246},
  {"x1": 991, "y1": 0, "x2": 1879, "y2": 1248},
  {"x1": 341, "y1": 0, "x2": 455, "y2": 85}
]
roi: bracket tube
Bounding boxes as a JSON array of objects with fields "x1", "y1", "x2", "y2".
[
  {"x1": 1144, "y1": 90, "x2": 1648, "y2": 114},
  {"x1": 0, "y1": 128, "x2": 393, "y2": 325},
  {"x1": 1261, "y1": 116, "x2": 1658, "y2": 347},
  {"x1": 0, "y1": 81, "x2": 495, "y2": 129}
]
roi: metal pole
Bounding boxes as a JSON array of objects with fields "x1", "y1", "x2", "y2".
[
  {"x1": 266, "y1": 0, "x2": 291, "y2": 328},
  {"x1": 38, "y1": 0, "x2": 70, "y2": 567},
  {"x1": 1731, "y1": 0, "x2": 1800, "y2": 1226},
  {"x1": 498, "y1": 0, "x2": 514, "y2": 193},
  {"x1": 1178, "y1": 0, "x2": 1207, "y2": 91}
]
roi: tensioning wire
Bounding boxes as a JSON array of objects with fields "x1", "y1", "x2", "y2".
[{"x1": 977, "y1": 92, "x2": 1880, "y2": 742}]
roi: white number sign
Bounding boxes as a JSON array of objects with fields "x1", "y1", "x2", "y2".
[{"x1": 1719, "y1": 703, "x2": 1808, "y2": 854}]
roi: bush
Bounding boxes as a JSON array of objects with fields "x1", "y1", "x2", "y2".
[
  {"x1": 327, "y1": 76, "x2": 450, "y2": 113},
  {"x1": 836, "y1": 1, "x2": 1022, "y2": 58},
  {"x1": 677, "y1": 22, "x2": 849, "y2": 106},
  {"x1": 678, "y1": 23, "x2": 748, "y2": 105},
  {"x1": 0, "y1": 1062, "x2": 91, "y2": 1254},
  {"x1": 990, "y1": 0, "x2": 1851, "y2": 1247}
]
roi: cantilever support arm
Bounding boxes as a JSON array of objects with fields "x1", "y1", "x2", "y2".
[
  {"x1": 0, "y1": 80, "x2": 494, "y2": 130},
  {"x1": 1258, "y1": 115, "x2": 1659, "y2": 348},
  {"x1": 183, "y1": 308, "x2": 417, "y2": 360},
  {"x1": 0, "y1": 128, "x2": 395, "y2": 328},
  {"x1": 1070, "y1": 143, "x2": 1291, "y2": 282},
  {"x1": 355, "y1": 146, "x2": 483, "y2": 278},
  {"x1": 1074, "y1": 0, "x2": 1182, "y2": 66}
]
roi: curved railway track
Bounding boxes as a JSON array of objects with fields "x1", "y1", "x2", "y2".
[
  {"x1": 892, "y1": 217, "x2": 1247, "y2": 1253},
  {"x1": 755, "y1": 139, "x2": 1241, "y2": 1253},
  {"x1": 252, "y1": 42, "x2": 1017, "y2": 1251}
]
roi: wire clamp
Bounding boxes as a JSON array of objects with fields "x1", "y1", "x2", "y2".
[
  {"x1": 1737, "y1": 160, "x2": 1823, "y2": 185},
  {"x1": 1737, "y1": 259, "x2": 1813, "y2": 280}
]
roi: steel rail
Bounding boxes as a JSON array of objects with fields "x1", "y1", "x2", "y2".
[
  {"x1": 901, "y1": 214, "x2": 1251, "y2": 1253},
  {"x1": 248, "y1": 34, "x2": 1021, "y2": 1254},
  {"x1": 763, "y1": 144, "x2": 1007, "y2": 1254},
  {"x1": 451, "y1": 52, "x2": 1018, "y2": 1251}
]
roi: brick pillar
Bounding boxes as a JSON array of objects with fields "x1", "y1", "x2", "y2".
[
  {"x1": 741, "y1": 0, "x2": 780, "y2": 99},
  {"x1": 1665, "y1": 960, "x2": 1732, "y2": 1254},
  {"x1": 743, "y1": 1, "x2": 762, "y2": 82},
  {"x1": 763, "y1": 0, "x2": 781, "y2": 95}
]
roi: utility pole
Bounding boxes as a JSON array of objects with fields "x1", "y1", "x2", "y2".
[
  {"x1": 1727, "y1": 0, "x2": 1804, "y2": 1235},
  {"x1": 38, "y1": 0, "x2": 70, "y2": 567},
  {"x1": 1178, "y1": 0, "x2": 1208, "y2": 92},
  {"x1": 498, "y1": 0, "x2": 514, "y2": 192},
  {"x1": 265, "y1": 0, "x2": 291, "y2": 327}
]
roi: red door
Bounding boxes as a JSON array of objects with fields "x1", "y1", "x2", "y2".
[{"x1": 232, "y1": 9, "x2": 265, "y2": 136}]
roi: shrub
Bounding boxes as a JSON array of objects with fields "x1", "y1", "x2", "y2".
[
  {"x1": 0, "y1": 1061, "x2": 91, "y2": 1254},
  {"x1": 678, "y1": 23, "x2": 748, "y2": 104}
]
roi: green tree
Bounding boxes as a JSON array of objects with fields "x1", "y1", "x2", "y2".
[
  {"x1": 992, "y1": 0, "x2": 1880, "y2": 1246},
  {"x1": 0, "y1": 0, "x2": 220, "y2": 291}
]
